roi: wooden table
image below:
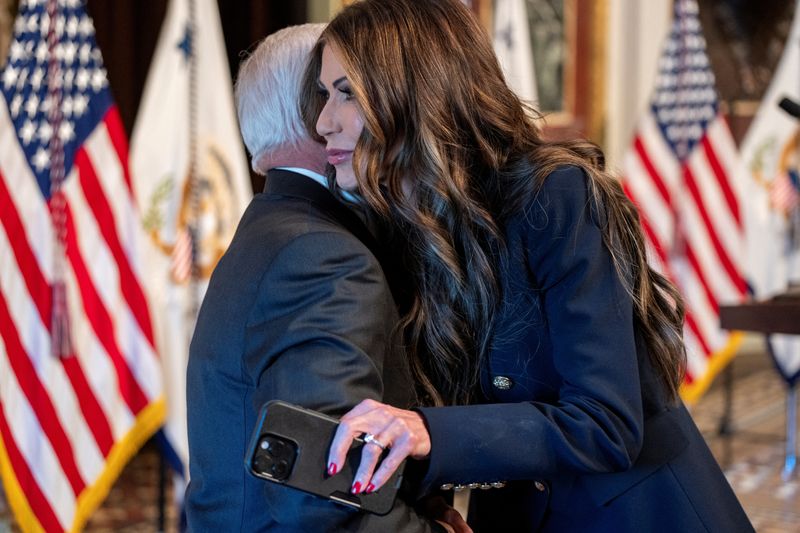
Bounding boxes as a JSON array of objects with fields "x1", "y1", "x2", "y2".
[{"x1": 719, "y1": 295, "x2": 800, "y2": 335}]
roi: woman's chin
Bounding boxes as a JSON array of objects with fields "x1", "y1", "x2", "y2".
[{"x1": 335, "y1": 173, "x2": 358, "y2": 191}]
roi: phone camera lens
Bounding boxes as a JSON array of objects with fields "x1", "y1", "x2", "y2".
[
  {"x1": 272, "y1": 460, "x2": 290, "y2": 479},
  {"x1": 252, "y1": 435, "x2": 296, "y2": 481},
  {"x1": 254, "y1": 452, "x2": 273, "y2": 474},
  {"x1": 269, "y1": 440, "x2": 286, "y2": 456}
]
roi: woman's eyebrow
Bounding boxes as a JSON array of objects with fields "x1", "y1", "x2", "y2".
[{"x1": 332, "y1": 76, "x2": 348, "y2": 88}]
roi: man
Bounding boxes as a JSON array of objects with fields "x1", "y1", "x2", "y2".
[{"x1": 184, "y1": 24, "x2": 446, "y2": 532}]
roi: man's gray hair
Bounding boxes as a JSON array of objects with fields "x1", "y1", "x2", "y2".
[{"x1": 235, "y1": 23, "x2": 325, "y2": 172}]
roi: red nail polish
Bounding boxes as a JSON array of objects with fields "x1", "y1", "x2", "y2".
[
  {"x1": 328, "y1": 463, "x2": 338, "y2": 476},
  {"x1": 352, "y1": 481, "x2": 362, "y2": 494},
  {"x1": 366, "y1": 483, "x2": 376, "y2": 494}
]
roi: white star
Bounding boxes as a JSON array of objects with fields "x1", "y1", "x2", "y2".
[
  {"x1": 66, "y1": 16, "x2": 78, "y2": 38},
  {"x1": 38, "y1": 121, "x2": 53, "y2": 142},
  {"x1": 9, "y1": 95, "x2": 23, "y2": 118},
  {"x1": 63, "y1": 42, "x2": 77, "y2": 65},
  {"x1": 79, "y1": 43, "x2": 91, "y2": 64},
  {"x1": 72, "y1": 94, "x2": 88, "y2": 116},
  {"x1": 19, "y1": 120, "x2": 36, "y2": 145},
  {"x1": 63, "y1": 69, "x2": 74, "y2": 90},
  {"x1": 79, "y1": 16, "x2": 94, "y2": 37},
  {"x1": 75, "y1": 68, "x2": 89, "y2": 91},
  {"x1": 39, "y1": 12, "x2": 50, "y2": 37},
  {"x1": 2, "y1": 66, "x2": 18, "y2": 90},
  {"x1": 61, "y1": 95, "x2": 73, "y2": 117},
  {"x1": 58, "y1": 121, "x2": 75, "y2": 143},
  {"x1": 91, "y1": 68, "x2": 107, "y2": 92},
  {"x1": 10, "y1": 41, "x2": 26, "y2": 63},
  {"x1": 35, "y1": 41, "x2": 48, "y2": 63},
  {"x1": 26, "y1": 13, "x2": 39, "y2": 33},
  {"x1": 40, "y1": 94, "x2": 54, "y2": 114},
  {"x1": 32, "y1": 147, "x2": 50, "y2": 172},
  {"x1": 15, "y1": 68, "x2": 29, "y2": 91},
  {"x1": 25, "y1": 94, "x2": 40, "y2": 117},
  {"x1": 30, "y1": 67, "x2": 44, "y2": 91},
  {"x1": 14, "y1": 15, "x2": 26, "y2": 34}
]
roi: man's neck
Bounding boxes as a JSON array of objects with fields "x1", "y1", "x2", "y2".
[{"x1": 254, "y1": 138, "x2": 327, "y2": 175}]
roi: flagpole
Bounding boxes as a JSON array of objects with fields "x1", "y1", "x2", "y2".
[
  {"x1": 784, "y1": 386, "x2": 798, "y2": 480},
  {"x1": 779, "y1": 0, "x2": 800, "y2": 482},
  {"x1": 715, "y1": 92, "x2": 741, "y2": 444},
  {"x1": 188, "y1": 0, "x2": 200, "y2": 316},
  {"x1": 157, "y1": 0, "x2": 201, "y2": 527}
]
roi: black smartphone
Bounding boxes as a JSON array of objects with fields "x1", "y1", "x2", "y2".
[{"x1": 245, "y1": 400, "x2": 406, "y2": 516}]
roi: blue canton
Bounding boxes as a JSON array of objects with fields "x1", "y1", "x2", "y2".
[
  {"x1": 650, "y1": 0, "x2": 719, "y2": 162},
  {"x1": 1, "y1": 0, "x2": 112, "y2": 199}
]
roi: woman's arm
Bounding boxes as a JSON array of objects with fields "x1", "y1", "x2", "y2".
[{"x1": 332, "y1": 166, "x2": 645, "y2": 495}]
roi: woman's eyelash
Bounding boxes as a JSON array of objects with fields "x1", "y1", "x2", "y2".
[{"x1": 316, "y1": 85, "x2": 354, "y2": 101}]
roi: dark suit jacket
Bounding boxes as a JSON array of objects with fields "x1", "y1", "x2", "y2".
[
  {"x1": 418, "y1": 166, "x2": 753, "y2": 532},
  {"x1": 185, "y1": 170, "x2": 436, "y2": 532}
]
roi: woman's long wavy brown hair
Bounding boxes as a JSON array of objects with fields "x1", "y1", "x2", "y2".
[{"x1": 300, "y1": 0, "x2": 686, "y2": 406}]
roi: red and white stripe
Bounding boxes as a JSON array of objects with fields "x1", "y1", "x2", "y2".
[
  {"x1": 769, "y1": 171, "x2": 800, "y2": 214},
  {"x1": 0, "y1": 100, "x2": 162, "y2": 532},
  {"x1": 170, "y1": 227, "x2": 193, "y2": 284},
  {"x1": 623, "y1": 111, "x2": 746, "y2": 391}
]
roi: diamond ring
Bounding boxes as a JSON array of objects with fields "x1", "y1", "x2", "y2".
[{"x1": 363, "y1": 433, "x2": 386, "y2": 450}]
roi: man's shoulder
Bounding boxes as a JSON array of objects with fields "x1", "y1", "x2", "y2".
[{"x1": 245, "y1": 193, "x2": 357, "y2": 235}]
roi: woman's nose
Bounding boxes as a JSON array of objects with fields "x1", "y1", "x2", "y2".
[{"x1": 316, "y1": 100, "x2": 338, "y2": 138}]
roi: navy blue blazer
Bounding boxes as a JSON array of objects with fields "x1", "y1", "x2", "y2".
[
  {"x1": 185, "y1": 170, "x2": 437, "y2": 532},
  {"x1": 418, "y1": 166, "x2": 753, "y2": 532}
]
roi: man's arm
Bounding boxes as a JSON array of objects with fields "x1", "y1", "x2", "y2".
[{"x1": 243, "y1": 230, "x2": 438, "y2": 532}]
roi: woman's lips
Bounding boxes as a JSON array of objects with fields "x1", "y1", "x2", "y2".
[{"x1": 326, "y1": 149, "x2": 353, "y2": 165}]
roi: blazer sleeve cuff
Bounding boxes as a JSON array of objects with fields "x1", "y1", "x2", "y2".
[{"x1": 415, "y1": 405, "x2": 513, "y2": 495}]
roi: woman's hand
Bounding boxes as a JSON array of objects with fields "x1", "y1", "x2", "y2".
[{"x1": 327, "y1": 399, "x2": 431, "y2": 493}]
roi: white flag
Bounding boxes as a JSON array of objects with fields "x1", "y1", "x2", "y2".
[
  {"x1": 493, "y1": 0, "x2": 538, "y2": 105},
  {"x1": 130, "y1": 0, "x2": 251, "y2": 480},
  {"x1": 739, "y1": 1, "x2": 800, "y2": 384}
]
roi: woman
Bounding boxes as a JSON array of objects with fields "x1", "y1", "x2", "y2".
[{"x1": 301, "y1": 0, "x2": 753, "y2": 531}]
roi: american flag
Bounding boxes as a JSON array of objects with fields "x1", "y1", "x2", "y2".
[
  {"x1": 622, "y1": 0, "x2": 747, "y2": 402},
  {"x1": 0, "y1": 0, "x2": 164, "y2": 531},
  {"x1": 769, "y1": 169, "x2": 800, "y2": 215}
]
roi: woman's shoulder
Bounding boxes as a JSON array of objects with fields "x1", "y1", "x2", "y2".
[
  {"x1": 510, "y1": 164, "x2": 593, "y2": 230},
  {"x1": 530, "y1": 164, "x2": 591, "y2": 202}
]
